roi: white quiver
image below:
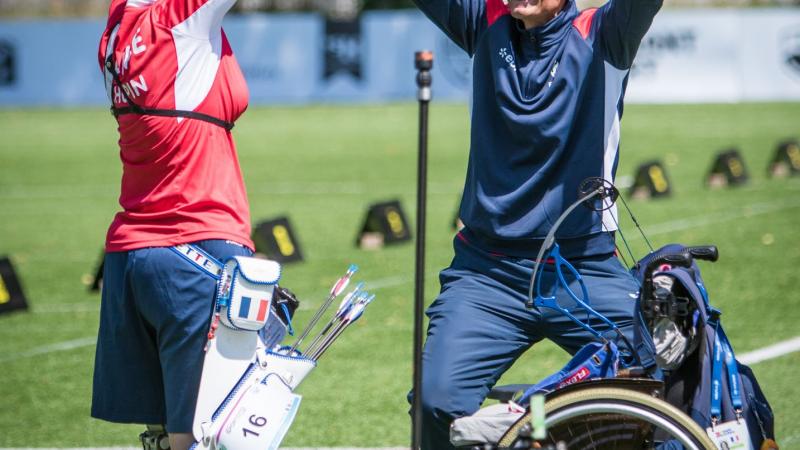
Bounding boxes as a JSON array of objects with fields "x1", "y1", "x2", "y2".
[{"x1": 192, "y1": 256, "x2": 316, "y2": 450}]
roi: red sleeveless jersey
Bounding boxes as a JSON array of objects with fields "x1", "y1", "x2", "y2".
[{"x1": 99, "y1": 0, "x2": 253, "y2": 252}]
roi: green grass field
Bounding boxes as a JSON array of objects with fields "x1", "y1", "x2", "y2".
[{"x1": 0, "y1": 102, "x2": 799, "y2": 448}]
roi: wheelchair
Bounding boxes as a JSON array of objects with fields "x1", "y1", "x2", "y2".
[{"x1": 452, "y1": 180, "x2": 717, "y2": 450}]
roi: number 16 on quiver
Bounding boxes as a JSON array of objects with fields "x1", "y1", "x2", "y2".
[
  {"x1": 193, "y1": 351, "x2": 315, "y2": 450},
  {"x1": 208, "y1": 373, "x2": 301, "y2": 450}
]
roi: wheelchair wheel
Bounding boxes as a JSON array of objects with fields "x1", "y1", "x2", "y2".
[{"x1": 497, "y1": 387, "x2": 715, "y2": 449}]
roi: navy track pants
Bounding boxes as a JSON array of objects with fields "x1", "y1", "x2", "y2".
[{"x1": 415, "y1": 234, "x2": 642, "y2": 450}]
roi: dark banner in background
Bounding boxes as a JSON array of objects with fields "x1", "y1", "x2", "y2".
[
  {"x1": 324, "y1": 18, "x2": 362, "y2": 81},
  {"x1": 0, "y1": 40, "x2": 16, "y2": 86}
]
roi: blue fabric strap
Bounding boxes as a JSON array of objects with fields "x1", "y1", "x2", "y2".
[
  {"x1": 710, "y1": 323, "x2": 724, "y2": 421},
  {"x1": 170, "y1": 243, "x2": 224, "y2": 280},
  {"x1": 281, "y1": 303, "x2": 295, "y2": 335},
  {"x1": 695, "y1": 279, "x2": 711, "y2": 307},
  {"x1": 710, "y1": 322, "x2": 743, "y2": 422},
  {"x1": 719, "y1": 326, "x2": 743, "y2": 412}
]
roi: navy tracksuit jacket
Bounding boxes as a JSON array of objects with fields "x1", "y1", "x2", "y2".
[
  {"x1": 411, "y1": 1, "x2": 663, "y2": 448},
  {"x1": 416, "y1": 0, "x2": 661, "y2": 259}
]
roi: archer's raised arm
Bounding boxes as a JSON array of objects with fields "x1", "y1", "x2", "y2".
[
  {"x1": 598, "y1": 0, "x2": 663, "y2": 69},
  {"x1": 412, "y1": 0, "x2": 487, "y2": 55}
]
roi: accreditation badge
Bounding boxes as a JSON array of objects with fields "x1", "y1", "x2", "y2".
[{"x1": 706, "y1": 420, "x2": 753, "y2": 450}]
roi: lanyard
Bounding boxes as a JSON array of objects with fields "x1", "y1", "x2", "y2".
[{"x1": 710, "y1": 322, "x2": 743, "y2": 422}]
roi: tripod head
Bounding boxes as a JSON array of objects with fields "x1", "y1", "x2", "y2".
[{"x1": 415, "y1": 51, "x2": 433, "y2": 102}]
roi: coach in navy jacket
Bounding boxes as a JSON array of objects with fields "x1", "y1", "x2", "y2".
[{"x1": 411, "y1": 0, "x2": 662, "y2": 447}]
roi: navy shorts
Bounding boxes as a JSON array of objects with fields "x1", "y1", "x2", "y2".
[{"x1": 91, "y1": 240, "x2": 252, "y2": 433}]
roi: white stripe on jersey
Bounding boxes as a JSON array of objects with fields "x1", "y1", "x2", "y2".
[
  {"x1": 602, "y1": 62, "x2": 628, "y2": 232},
  {"x1": 104, "y1": 24, "x2": 120, "y2": 102},
  {"x1": 172, "y1": 0, "x2": 237, "y2": 116},
  {"x1": 127, "y1": 0, "x2": 157, "y2": 7}
]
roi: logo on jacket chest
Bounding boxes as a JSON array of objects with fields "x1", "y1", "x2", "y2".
[
  {"x1": 498, "y1": 47, "x2": 516, "y2": 70},
  {"x1": 548, "y1": 61, "x2": 559, "y2": 87},
  {"x1": 497, "y1": 46, "x2": 561, "y2": 89}
]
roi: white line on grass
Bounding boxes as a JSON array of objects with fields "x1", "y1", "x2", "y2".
[
  {"x1": 31, "y1": 274, "x2": 412, "y2": 315},
  {"x1": 632, "y1": 198, "x2": 800, "y2": 239},
  {"x1": 33, "y1": 303, "x2": 99, "y2": 314},
  {"x1": 29, "y1": 200, "x2": 799, "y2": 314},
  {"x1": 0, "y1": 185, "x2": 118, "y2": 200},
  {"x1": 7, "y1": 199, "x2": 800, "y2": 365},
  {"x1": 7, "y1": 276, "x2": 416, "y2": 362},
  {"x1": 778, "y1": 433, "x2": 800, "y2": 446},
  {"x1": 738, "y1": 336, "x2": 800, "y2": 365},
  {"x1": 0, "y1": 180, "x2": 461, "y2": 200},
  {"x1": 250, "y1": 181, "x2": 462, "y2": 196},
  {"x1": 363, "y1": 275, "x2": 410, "y2": 290},
  {"x1": 6, "y1": 180, "x2": 799, "y2": 202},
  {"x1": 297, "y1": 275, "x2": 412, "y2": 311},
  {"x1": 4, "y1": 330, "x2": 796, "y2": 368},
  {"x1": 0, "y1": 336, "x2": 96, "y2": 364},
  {"x1": 0, "y1": 448, "x2": 407, "y2": 450}
]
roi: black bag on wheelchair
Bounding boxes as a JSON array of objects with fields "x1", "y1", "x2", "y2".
[{"x1": 632, "y1": 244, "x2": 777, "y2": 449}]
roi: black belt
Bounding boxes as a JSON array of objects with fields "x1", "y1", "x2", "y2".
[{"x1": 111, "y1": 104, "x2": 234, "y2": 131}]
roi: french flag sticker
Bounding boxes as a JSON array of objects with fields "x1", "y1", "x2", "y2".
[{"x1": 238, "y1": 296, "x2": 269, "y2": 322}]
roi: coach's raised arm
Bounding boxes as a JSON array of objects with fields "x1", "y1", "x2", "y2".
[
  {"x1": 411, "y1": 0, "x2": 662, "y2": 62},
  {"x1": 597, "y1": 0, "x2": 663, "y2": 69},
  {"x1": 411, "y1": 0, "x2": 487, "y2": 55}
]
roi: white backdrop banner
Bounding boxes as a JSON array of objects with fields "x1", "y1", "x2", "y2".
[
  {"x1": 0, "y1": 8, "x2": 799, "y2": 106},
  {"x1": 626, "y1": 8, "x2": 800, "y2": 103}
]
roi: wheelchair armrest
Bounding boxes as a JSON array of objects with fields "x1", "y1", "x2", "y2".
[
  {"x1": 487, "y1": 384, "x2": 533, "y2": 403},
  {"x1": 547, "y1": 377, "x2": 664, "y2": 400}
]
